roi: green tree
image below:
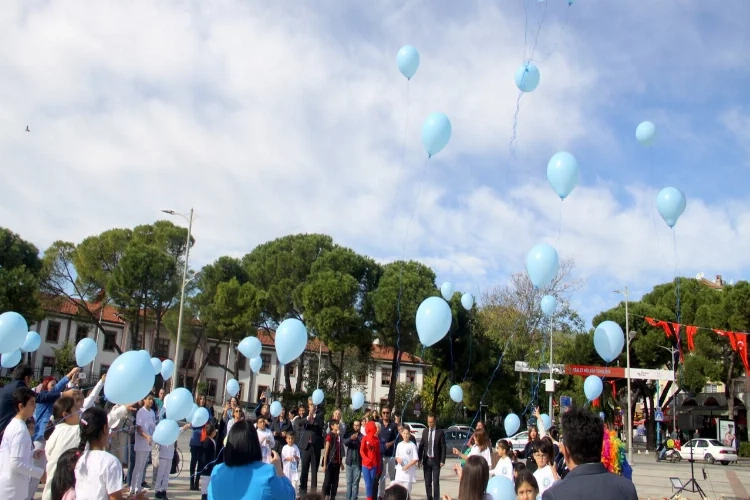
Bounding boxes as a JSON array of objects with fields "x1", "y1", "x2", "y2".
[
  {"x1": 51, "y1": 341, "x2": 77, "y2": 378},
  {"x1": 0, "y1": 227, "x2": 44, "y2": 323}
]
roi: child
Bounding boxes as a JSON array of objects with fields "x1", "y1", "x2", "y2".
[
  {"x1": 43, "y1": 397, "x2": 82, "y2": 500},
  {"x1": 131, "y1": 394, "x2": 156, "y2": 495},
  {"x1": 281, "y1": 432, "x2": 301, "y2": 494},
  {"x1": 74, "y1": 407, "x2": 125, "y2": 499},
  {"x1": 200, "y1": 423, "x2": 218, "y2": 500},
  {"x1": 255, "y1": 417, "x2": 275, "y2": 464},
  {"x1": 49, "y1": 448, "x2": 81, "y2": 500},
  {"x1": 490, "y1": 439, "x2": 514, "y2": 483},
  {"x1": 360, "y1": 421, "x2": 381, "y2": 500},
  {"x1": 393, "y1": 427, "x2": 418, "y2": 493},
  {"x1": 154, "y1": 422, "x2": 191, "y2": 499},
  {"x1": 530, "y1": 439, "x2": 558, "y2": 497},
  {"x1": 322, "y1": 420, "x2": 342, "y2": 499},
  {"x1": 0, "y1": 387, "x2": 44, "y2": 499},
  {"x1": 514, "y1": 469, "x2": 539, "y2": 500},
  {"x1": 512, "y1": 461, "x2": 526, "y2": 480}
]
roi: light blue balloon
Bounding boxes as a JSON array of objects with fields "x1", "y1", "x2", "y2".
[
  {"x1": 396, "y1": 45, "x2": 420, "y2": 80},
  {"x1": 150, "y1": 357, "x2": 162, "y2": 375},
  {"x1": 440, "y1": 282, "x2": 454, "y2": 301},
  {"x1": 541, "y1": 295, "x2": 557, "y2": 317},
  {"x1": 270, "y1": 401, "x2": 282, "y2": 418},
  {"x1": 104, "y1": 350, "x2": 155, "y2": 404},
  {"x1": 449, "y1": 385, "x2": 463, "y2": 403},
  {"x1": 0, "y1": 311, "x2": 28, "y2": 354},
  {"x1": 352, "y1": 391, "x2": 365, "y2": 410},
  {"x1": 504, "y1": 413, "x2": 520, "y2": 436},
  {"x1": 238, "y1": 336, "x2": 262, "y2": 359},
  {"x1": 275, "y1": 318, "x2": 308, "y2": 365},
  {"x1": 312, "y1": 389, "x2": 325, "y2": 405},
  {"x1": 1, "y1": 349, "x2": 22, "y2": 368},
  {"x1": 636, "y1": 121, "x2": 656, "y2": 146},
  {"x1": 584, "y1": 375, "x2": 603, "y2": 401},
  {"x1": 460, "y1": 293, "x2": 474, "y2": 311},
  {"x1": 192, "y1": 407, "x2": 209, "y2": 427},
  {"x1": 161, "y1": 359, "x2": 175, "y2": 381},
  {"x1": 547, "y1": 151, "x2": 579, "y2": 199},
  {"x1": 249, "y1": 356, "x2": 263, "y2": 374},
  {"x1": 487, "y1": 475, "x2": 515, "y2": 500},
  {"x1": 416, "y1": 296, "x2": 453, "y2": 347},
  {"x1": 226, "y1": 378, "x2": 240, "y2": 397},
  {"x1": 525, "y1": 243, "x2": 559, "y2": 289},
  {"x1": 153, "y1": 419, "x2": 180, "y2": 446},
  {"x1": 186, "y1": 403, "x2": 199, "y2": 423},
  {"x1": 568, "y1": 0, "x2": 574, "y2": 5},
  {"x1": 165, "y1": 387, "x2": 193, "y2": 420},
  {"x1": 593, "y1": 320, "x2": 625, "y2": 363},
  {"x1": 540, "y1": 413, "x2": 551, "y2": 430},
  {"x1": 75, "y1": 337, "x2": 97, "y2": 366},
  {"x1": 421, "y1": 112, "x2": 452, "y2": 157},
  {"x1": 21, "y1": 331, "x2": 41, "y2": 353},
  {"x1": 514, "y1": 61, "x2": 540, "y2": 92},
  {"x1": 656, "y1": 187, "x2": 686, "y2": 228}
]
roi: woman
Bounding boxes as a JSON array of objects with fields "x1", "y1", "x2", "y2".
[
  {"x1": 521, "y1": 426, "x2": 540, "y2": 473},
  {"x1": 197, "y1": 394, "x2": 215, "y2": 422},
  {"x1": 208, "y1": 420, "x2": 295, "y2": 499},
  {"x1": 189, "y1": 395, "x2": 210, "y2": 491},
  {"x1": 442, "y1": 455, "x2": 492, "y2": 500},
  {"x1": 453, "y1": 429, "x2": 492, "y2": 469},
  {"x1": 271, "y1": 407, "x2": 292, "y2": 454},
  {"x1": 466, "y1": 420, "x2": 486, "y2": 447}
]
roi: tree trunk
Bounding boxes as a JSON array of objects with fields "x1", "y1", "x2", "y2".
[
  {"x1": 193, "y1": 338, "x2": 223, "y2": 398},
  {"x1": 387, "y1": 348, "x2": 401, "y2": 408},
  {"x1": 431, "y1": 372, "x2": 449, "y2": 414},
  {"x1": 725, "y1": 351, "x2": 736, "y2": 421},
  {"x1": 295, "y1": 355, "x2": 306, "y2": 393},
  {"x1": 284, "y1": 364, "x2": 292, "y2": 393},
  {"x1": 326, "y1": 350, "x2": 345, "y2": 409}
]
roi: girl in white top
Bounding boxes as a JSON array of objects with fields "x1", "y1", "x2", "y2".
[
  {"x1": 393, "y1": 427, "x2": 419, "y2": 493},
  {"x1": 0, "y1": 387, "x2": 44, "y2": 500},
  {"x1": 74, "y1": 407, "x2": 128, "y2": 500},
  {"x1": 281, "y1": 433, "x2": 301, "y2": 492},
  {"x1": 153, "y1": 422, "x2": 190, "y2": 498},
  {"x1": 131, "y1": 394, "x2": 156, "y2": 495},
  {"x1": 489, "y1": 439, "x2": 514, "y2": 483},
  {"x1": 453, "y1": 428, "x2": 493, "y2": 475},
  {"x1": 531, "y1": 438, "x2": 559, "y2": 497},
  {"x1": 42, "y1": 396, "x2": 81, "y2": 500},
  {"x1": 255, "y1": 417, "x2": 275, "y2": 464}
]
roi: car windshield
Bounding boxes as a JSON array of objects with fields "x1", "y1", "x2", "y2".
[{"x1": 707, "y1": 439, "x2": 723, "y2": 447}]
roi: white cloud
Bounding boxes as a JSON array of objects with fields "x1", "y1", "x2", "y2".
[{"x1": 1, "y1": 1, "x2": 749, "y2": 325}]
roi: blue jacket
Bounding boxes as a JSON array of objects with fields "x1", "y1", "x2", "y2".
[
  {"x1": 189, "y1": 426, "x2": 204, "y2": 447},
  {"x1": 32, "y1": 377, "x2": 70, "y2": 441},
  {"x1": 208, "y1": 461, "x2": 295, "y2": 500}
]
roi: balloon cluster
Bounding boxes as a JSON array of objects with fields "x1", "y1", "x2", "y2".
[{"x1": 0, "y1": 312, "x2": 42, "y2": 368}]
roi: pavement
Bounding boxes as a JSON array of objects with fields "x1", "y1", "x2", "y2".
[{"x1": 33, "y1": 433, "x2": 749, "y2": 499}]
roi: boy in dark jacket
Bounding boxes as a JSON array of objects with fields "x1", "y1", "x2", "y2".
[{"x1": 344, "y1": 420, "x2": 362, "y2": 500}]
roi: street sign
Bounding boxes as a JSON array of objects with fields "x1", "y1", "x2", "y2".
[
  {"x1": 599, "y1": 412, "x2": 606, "y2": 421},
  {"x1": 560, "y1": 396, "x2": 572, "y2": 410},
  {"x1": 515, "y1": 361, "x2": 675, "y2": 381},
  {"x1": 655, "y1": 410, "x2": 664, "y2": 422}
]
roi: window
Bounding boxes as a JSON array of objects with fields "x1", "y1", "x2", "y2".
[
  {"x1": 206, "y1": 379, "x2": 218, "y2": 398},
  {"x1": 99, "y1": 364, "x2": 110, "y2": 377},
  {"x1": 704, "y1": 383, "x2": 719, "y2": 393},
  {"x1": 208, "y1": 346, "x2": 222, "y2": 366},
  {"x1": 237, "y1": 382, "x2": 245, "y2": 401},
  {"x1": 103, "y1": 330, "x2": 118, "y2": 351},
  {"x1": 357, "y1": 371, "x2": 367, "y2": 383},
  {"x1": 154, "y1": 338, "x2": 170, "y2": 358},
  {"x1": 181, "y1": 349, "x2": 195, "y2": 369},
  {"x1": 406, "y1": 370, "x2": 416, "y2": 384},
  {"x1": 46, "y1": 321, "x2": 61, "y2": 343},
  {"x1": 42, "y1": 356, "x2": 55, "y2": 377},
  {"x1": 75, "y1": 325, "x2": 89, "y2": 343},
  {"x1": 381, "y1": 367, "x2": 391, "y2": 387},
  {"x1": 257, "y1": 385, "x2": 269, "y2": 403},
  {"x1": 236, "y1": 353, "x2": 247, "y2": 372},
  {"x1": 260, "y1": 353, "x2": 272, "y2": 374},
  {"x1": 288, "y1": 362, "x2": 296, "y2": 377}
]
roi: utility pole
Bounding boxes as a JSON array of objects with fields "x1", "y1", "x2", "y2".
[{"x1": 615, "y1": 287, "x2": 633, "y2": 463}]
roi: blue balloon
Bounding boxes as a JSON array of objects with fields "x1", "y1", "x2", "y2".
[
  {"x1": 1, "y1": 349, "x2": 22, "y2": 368},
  {"x1": 541, "y1": 295, "x2": 557, "y2": 317},
  {"x1": 416, "y1": 296, "x2": 453, "y2": 346},
  {"x1": 249, "y1": 356, "x2": 263, "y2": 374},
  {"x1": 636, "y1": 121, "x2": 656, "y2": 146},
  {"x1": 166, "y1": 387, "x2": 194, "y2": 420},
  {"x1": 104, "y1": 350, "x2": 155, "y2": 404},
  {"x1": 396, "y1": 45, "x2": 420, "y2": 80},
  {"x1": 270, "y1": 401, "x2": 283, "y2": 417},
  {"x1": 150, "y1": 357, "x2": 162, "y2": 375},
  {"x1": 568, "y1": 0, "x2": 574, "y2": 5},
  {"x1": 21, "y1": 331, "x2": 41, "y2": 353},
  {"x1": 487, "y1": 475, "x2": 516, "y2": 500},
  {"x1": 238, "y1": 336, "x2": 262, "y2": 359},
  {"x1": 275, "y1": 318, "x2": 308, "y2": 365},
  {"x1": 547, "y1": 152, "x2": 579, "y2": 199},
  {"x1": 526, "y1": 243, "x2": 559, "y2": 289},
  {"x1": 514, "y1": 62, "x2": 540, "y2": 92},
  {"x1": 192, "y1": 407, "x2": 209, "y2": 427},
  {"x1": 449, "y1": 385, "x2": 463, "y2": 403},
  {"x1": 185, "y1": 403, "x2": 199, "y2": 423},
  {"x1": 656, "y1": 187, "x2": 686, "y2": 228},
  {"x1": 312, "y1": 389, "x2": 325, "y2": 405},
  {"x1": 153, "y1": 419, "x2": 180, "y2": 446},
  {"x1": 352, "y1": 391, "x2": 365, "y2": 410},
  {"x1": 461, "y1": 293, "x2": 474, "y2": 311},
  {"x1": 440, "y1": 282, "x2": 454, "y2": 301},
  {"x1": 226, "y1": 378, "x2": 240, "y2": 397},
  {"x1": 0, "y1": 311, "x2": 28, "y2": 354},
  {"x1": 161, "y1": 359, "x2": 175, "y2": 381},
  {"x1": 593, "y1": 320, "x2": 625, "y2": 363},
  {"x1": 540, "y1": 413, "x2": 551, "y2": 430},
  {"x1": 504, "y1": 413, "x2": 520, "y2": 436},
  {"x1": 421, "y1": 112, "x2": 452, "y2": 157},
  {"x1": 584, "y1": 375, "x2": 603, "y2": 401}
]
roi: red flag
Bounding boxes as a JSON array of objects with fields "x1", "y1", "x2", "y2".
[
  {"x1": 610, "y1": 380, "x2": 617, "y2": 399},
  {"x1": 733, "y1": 333, "x2": 749, "y2": 373},
  {"x1": 714, "y1": 330, "x2": 738, "y2": 350},
  {"x1": 686, "y1": 325, "x2": 698, "y2": 351}
]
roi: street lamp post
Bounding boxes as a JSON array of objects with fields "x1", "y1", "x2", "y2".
[
  {"x1": 657, "y1": 345, "x2": 679, "y2": 436},
  {"x1": 162, "y1": 208, "x2": 194, "y2": 389},
  {"x1": 614, "y1": 287, "x2": 633, "y2": 463}
]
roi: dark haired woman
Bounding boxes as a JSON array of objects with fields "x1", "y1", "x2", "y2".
[
  {"x1": 49, "y1": 448, "x2": 80, "y2": 500},
  {"x1": 208, "y1": 420, "x2": 295, "y2": 499},
  {"x1": 74, "y1": 407, "x2": 128, "y2": 499},
  {"x1": 0, "y1": 387, "x2": 43, "y2": 499}
]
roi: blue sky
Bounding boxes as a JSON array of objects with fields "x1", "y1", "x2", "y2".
[{"x1": 1, "y1": 0, "x2": 749, "y2": 326}]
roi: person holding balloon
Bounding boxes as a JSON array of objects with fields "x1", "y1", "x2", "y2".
[
  {"x1": 154, "y1": 420, "x2": 191, "y2": 499},
  {"x1": 256, "y1": 416, "x2": 275, "y2": 464},
  {"x1": 130, "y1": 394, "x2": 156, "y2": 496}
]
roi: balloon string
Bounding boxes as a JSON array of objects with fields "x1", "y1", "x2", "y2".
[
  {"x1": 555, "y1": 199, "x2": 563, "y2": 248},
  {"x1": 507, "y1": 91, "x2": 524, "y2": 179},
  {"x1": 449, "y1": 329, "x2": 455, "y2": 385},
  {"x1": 534, "y1": 3, "x2": 571, "y2": 65},
  {"x1": 648, "y1": 147, "x2": 669, "y2": 268},
  {"x1": 673, "y1": 229, "x2": 681, "y2": 324},
  {"x1": 527, "y1": 0, "x2": 549, "y2": 62},
  {"x1": 386, "y1": 81, "x2": 412, "y2": 235},
  {"x1": 462, "y1": 318, "x2": 473, "y2": 382}
]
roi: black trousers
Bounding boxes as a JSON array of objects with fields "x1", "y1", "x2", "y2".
[
  {"x1": 189, "y1": 445, "x2": 202, "y2": 488},
  {"x1": 300, "y1": 445, "x2": 321, "y2": 492},
  {"x1": 322, "y1": 463, "x2": 341, "y2": 498},
  {"x1": 423, "y1": 458, "x2": 441, "y2": 500}
]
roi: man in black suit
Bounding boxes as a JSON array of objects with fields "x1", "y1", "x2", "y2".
[
  {"x1": 298, "y1": 401, "x2": 324, "y2": 494},
  {"x1": 417, "y1": 413, "x2": 446, "y2": 500},
  {"x1": 542, "y1": 407, "x2": 638, "y2": 500}
]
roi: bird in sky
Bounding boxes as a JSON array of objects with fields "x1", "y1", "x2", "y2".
[{"x1": 25, "y1": 126, "x2": 30, "y2": 132}]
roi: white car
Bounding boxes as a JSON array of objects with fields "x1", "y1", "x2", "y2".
[
  {"x1": 404, "y1": 422, "x2": 427, "y2": 443},
  {"x1": 507, "y1": 431, "x2": 530, "y2": 454},
  {"x1": 678, "y1": 439, "x2": 738, "y2": 465}
]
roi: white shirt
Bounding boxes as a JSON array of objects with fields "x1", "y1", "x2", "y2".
[
  {"x1": 135, "y1": 407, "x2": 156, "y2": 452},
  {"x1": 468, "y1": 444, "x2": 492, "y2": 466},
  {"x1": 394, "y1": 441, "x2": 419, "y2": 483},
  {"x1": 0, "y1": 418, "x2": 44, "y2": 500},
  {"x1": 257, "y1": 427, "x2": 275, "y2": 463},
  {"x1": 533, "y1": 465, "x2": 557, "y2": 496},
  {"x1": 42, "y1": 423, "x2": 81, "y2": 500},
  {"x1": 426, "y1": 428, "x2": 436, "y2": 457},
  {"x1": 75, "y1": 450, "x2": 123, "y2": 499},
  {"x1": 490, "y1": 456, "x2": 514, "y2": 482}
]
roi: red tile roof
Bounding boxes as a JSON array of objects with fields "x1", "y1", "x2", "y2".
[{"x1": 41, "y1": 295, "x2": 124, "y2": 324}]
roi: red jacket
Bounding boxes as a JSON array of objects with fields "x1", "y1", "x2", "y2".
[{"x1": 360, "y1": 421, "x2": 381, "y2": 474}]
